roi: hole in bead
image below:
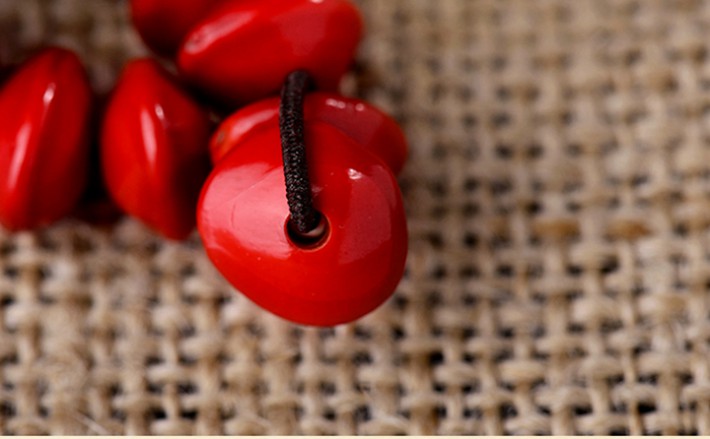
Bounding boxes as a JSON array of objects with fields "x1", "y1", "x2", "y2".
[{"x1": 286, "y1": 213, "x2": 330, "y2": 250}]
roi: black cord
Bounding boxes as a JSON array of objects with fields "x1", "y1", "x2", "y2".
[{"x1": 280, "y1": 70, "x2": 321, "y2": 236}]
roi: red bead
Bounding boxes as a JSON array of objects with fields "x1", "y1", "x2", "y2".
[
  {"x1": 0, "y1": 47, "x2": 92, "y2": 231},
  {"x1": 178, "y1": 0, "x2": 363, "y2": 106},
  {"x1": 72, "y1": 143, "x2": 124, "y2": 228},
  {"x1": 101, "y1": 59, "x2": 213, "y2": 240},
  {"x1": 198, "y1": 122, "x2": 408, "y2": 326},
  {"x1": 73, "y1": 197, "x2": 124, "y2": 227},
  {"x1": 210, "y1": 92, "x2": 409, "y2": 174},
  {"x1": 130, "y1": 0, "x2": 225, "y2": 56}
]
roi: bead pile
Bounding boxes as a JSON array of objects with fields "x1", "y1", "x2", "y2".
[{"x1": 0, "y1": 0, "x2": 409, "y2": 326}]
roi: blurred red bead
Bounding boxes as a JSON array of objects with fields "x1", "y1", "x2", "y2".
[
  {"x1": 0, "y1": 47, "x2": 92, "y2": 231},
  {"x1": 73, "y1": 131, "x2": 124, "y2": 228},
  {"x1": 130, "y1": 0, "x2": 225, "y2": 56},
  {"x1": 101, "y1": 59, "x2": 213, "y2": 240},
  {"x1": 73, "y1": 197, "x2": 124, "y2": 228},
  {"x1": 198, "y1": 122, "x2": 408, "y2": 326},
  {"x1": 210, "y1": 92, "x2": 409, "y2": 174},
  {"x1": 178, "y1": 0, "x2": 363, "y2": 106}
]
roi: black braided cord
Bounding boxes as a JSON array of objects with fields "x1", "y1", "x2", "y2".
[{"x1": 279, "y1": 70, "x2": 321, "y2": 236}]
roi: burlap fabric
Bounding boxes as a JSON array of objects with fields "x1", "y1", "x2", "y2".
[{"x1": 1, "y1": 0, "x2": 710, "y2": 435}]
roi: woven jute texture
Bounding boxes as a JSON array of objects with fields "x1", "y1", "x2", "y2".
[{"x1": 2, "y1": 0, "x2": 710, "y2": 435}]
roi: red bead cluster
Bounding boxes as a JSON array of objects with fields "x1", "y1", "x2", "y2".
[{"x1": 0, "y1": 0, "x2": 408, "y2": 326}]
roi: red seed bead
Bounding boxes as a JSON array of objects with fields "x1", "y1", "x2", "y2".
[
  {"x1": 130, "y1": 0, "x2": 225, "y2": 56},
  {"x1": 101, "y1": 59, "x2": 213, "y2": 240},
  {"x1": 0, "y1": 47, "x2": 92, "y2": 231},
  {"x1": 73, "y1": 139, "x2": 124, "y2": 228},
  {"x1": 178, "y1": 0, "x2": 363, "y2": 106},
  {"x1": 210, "y1": 93, "x2": 408, "y2": 174},
  {"x1": 198, "y1": 122, "x2": 408, "y2": 326}
]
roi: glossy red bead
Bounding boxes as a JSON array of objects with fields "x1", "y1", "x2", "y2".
[
  {"x1": 198, "y1": 122, "x2": 408, "y2": 326},
  {"x1": 0, "y1": 47, "x2": 92, "y2": 231},
  {"x1": 101, "y1": 59, "x2": 213, "y2": 240},
  {"x1": 178, "y1": 0, "x2": 363, "y2": 106},
  {"x1": 210, "y1": 93, "x2": 408, "y2": 174},
  {"x1": 130, "y1": 0, "x2": 225, "y2": 56}
]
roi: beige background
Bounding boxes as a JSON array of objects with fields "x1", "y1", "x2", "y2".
[{"x1": 1, "y1": 0, "x2": 709, "y2": 435}]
